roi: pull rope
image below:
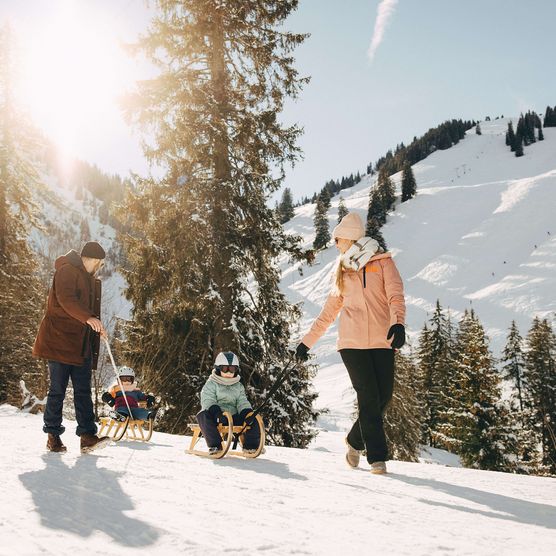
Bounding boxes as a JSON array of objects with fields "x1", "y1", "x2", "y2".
[
  {"x1": 232, "y1": 351, "x2": 297, "y2": 448},
  {"x1": 103, "y1": 337, "x2": 134, "y2": 419}
]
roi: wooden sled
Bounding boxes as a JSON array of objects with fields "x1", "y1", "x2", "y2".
[
  {"x1": 98, "y1": 401, "x2": 154, "y2": 442},
  {"x1": 186, "y1": 411, "x2": 265, "y2": 459}
]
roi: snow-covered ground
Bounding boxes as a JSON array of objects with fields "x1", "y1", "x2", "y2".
[
  {"x1": 2, "y1": 405, "x2": 555, "y2": 555},
  {"x1": 281, "y1": 119, "x2": 556, "y2": 422}
]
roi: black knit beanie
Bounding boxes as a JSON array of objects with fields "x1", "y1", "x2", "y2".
[{"x1": 81, "y1": 241, "x2": 106, "y2": 259}]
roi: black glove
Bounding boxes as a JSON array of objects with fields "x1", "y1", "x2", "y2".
[
  {"x1": 208, "y1": 404, "x2": 229, "y2": 425},
  {"x1": 146, "y1": 395, "x2": 156, "y2": 408},
  {"x1": 239, "y1": 408, "x2": 253, "y2": 423},
  {"x1": 101, "y1": 392, "x2": 115, "y2": 407},
  {"x1": 387, "y1": 324, "x2": 406, "y2": 349},
  {"x1": 208, "y1": 404, "x2": 223, "y2": 421},
  {"x1": 295, "y1": 342, "x2": 310, "y2": 362}
]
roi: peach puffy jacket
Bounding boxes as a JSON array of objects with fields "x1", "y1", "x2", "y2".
[{"x1": 301, "y1": 252, "x2": 406, "y2": 351}]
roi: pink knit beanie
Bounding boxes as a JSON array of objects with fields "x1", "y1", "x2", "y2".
[{"x1": 332, "y1": 212, "x2": 365, "y2": 241}]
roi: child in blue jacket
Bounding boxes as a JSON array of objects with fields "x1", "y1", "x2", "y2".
[{"x1": 197, "y1": 352, "x2": 261, "y2": 454}]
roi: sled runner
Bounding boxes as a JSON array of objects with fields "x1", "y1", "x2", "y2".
[
  {"x1": 98, "y1": 402, "x2": 154, "y2": 443},
  {"x1": 186, "y1": 411, "x2": 265, "y2": 459}
]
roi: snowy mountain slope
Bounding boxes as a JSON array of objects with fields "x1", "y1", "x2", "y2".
[
  {"x1": 29, "y1": 163, "x2": 132, "y2": 330},
  {"x1": 280, "y1": 119, "x2": 556, "y2": 425},
  {"x1": 2, "y1": 406, "x2": 555, "y2": 556}
]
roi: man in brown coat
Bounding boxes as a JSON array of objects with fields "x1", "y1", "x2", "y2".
[{"x1": 33, "y1": 242, "x2": 110, "y2": 454}]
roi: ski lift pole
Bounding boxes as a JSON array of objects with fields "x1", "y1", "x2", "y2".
[
  {"x1": 103, "y1": 336, "x2": 134, "y2": 419},
  {"x1": 232, "y1": 351, "x2": 298, "y2": 448}
]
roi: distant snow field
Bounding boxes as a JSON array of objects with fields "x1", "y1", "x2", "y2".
[{"x1": 2, "y1": 406, "x2": 555, "y2": 555}]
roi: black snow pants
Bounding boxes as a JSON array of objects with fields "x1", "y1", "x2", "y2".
[
  {"x1": 196, "y1": 410, "x2": 262, "y2": 450},
  {"x1": 340, "y1": 348, "x2": 395, "y2": 463}
]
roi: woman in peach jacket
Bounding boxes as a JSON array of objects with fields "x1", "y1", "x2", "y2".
[{"x1": 296, "y1": 212, "x2": 406, "y2": 474}]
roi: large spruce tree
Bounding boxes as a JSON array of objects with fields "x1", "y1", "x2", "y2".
[
  {"x1": 437, "y1": 310, "x2": 507, "y2": 470},
  {"x1": 337, "y1": 196, "x2": 348, "y2": 223},
  {"x1": 401, "y1": 161, "x2": 417, "y2": 202},
  {"x1": 277, "y1": 187, "x2": 295, "y2": 224},
  {"x1": 501, "y1": 320, "x2": 526, "y2": 411},
  {"x1": 119, "y1": 1, "x2": 319, "y2": 445},
  {"x1": 417, "y1": 301, "x2": 452, "y2": 447},
  {"x1": 523, "y1": 318, "x2": 556, "y2": 475},
  {"x1": 312, "y1": 188, "x2": 331, "y2": 250},
  {"x1": 0, "y1": 24, "x2": 43, "y2": 404}
]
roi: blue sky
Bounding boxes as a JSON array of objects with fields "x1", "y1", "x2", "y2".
[{"x1": 2, "y1": 0, "x2": 556, "y2": 202}]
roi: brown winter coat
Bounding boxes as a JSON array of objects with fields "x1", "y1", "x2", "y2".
[{"x1": 33, "y1": 250, "x2": 102, "y2": 369}]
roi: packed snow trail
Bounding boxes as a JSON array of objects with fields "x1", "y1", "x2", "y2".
[{"x1": 2, "y1": 406, "x2": 555, "y2": 555}]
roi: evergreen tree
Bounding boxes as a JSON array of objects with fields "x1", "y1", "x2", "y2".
[
  {"x1": 523, "y1": 318, "x2": 556, "y2": 475},
  {"x1": 276, "y1": 187, "x2": 295, "y2": 224},
  {"x1": 79, "y1": 218, "x2": 91, "y2": 244},
  {"x1": 119, "y1": 0, "x2": 319, "y2": 445},
  {"x1": 366, "y1": 186, "x2": 386, "y2": 227},
  {"x1": 538, "y1": 127, "x2": 544, "y2": 141},
  {"x1": 417, "y1": 301, "x2": 452, "y2": 447},
  {"x1": 501, "y1": 320, "x2": 526, "y2": 411},
  {"x1": 313, "y1": 189, "x2": 331, "y2": 250},
  {"x1": 383, "y1": 350, "x2": 423, "y2": 461},
  {"x1": 401, "y1": 161, "x2": 417, "y2": 202},
  {"x1": 337, "y1": 196, "x2": 348, "y2": 223},
  {"x1": 437, "y1": 310, "x2": 507, "y2": 470},
  {"x1": 365, "y1": 216, "x2": 387, "y2": 251},
  {"x1": 543, "y1": 105, "x2": 556, "y2": 127},
  {"x1": 0, "y1": 24, "x2": 43, "y2": 404},
  {"x1": 514, "y1": 134, "x2": 524, "y2": 157},
  {"x1": 475, "y1": 122, "x2": 482, "y2": 135},
  {"x1": 506, "y1": 121, "x2": 516, "y2": 150},
  {"x1": 377, "y1": 167, "x2": 396, "y2": 212}
]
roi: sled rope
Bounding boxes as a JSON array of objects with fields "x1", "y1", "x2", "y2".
[
  {"x1": 103, "y1": 337, "x2": 134, "y2": 419},
  {"x1": 232, "y1": 351, "x2": 297, "y2": 449}
]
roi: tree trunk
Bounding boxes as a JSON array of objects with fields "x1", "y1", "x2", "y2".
[{"x1": 209, "y1": 8, "x2": 234, "y2": 352}]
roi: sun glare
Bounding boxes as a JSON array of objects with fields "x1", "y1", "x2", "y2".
[{"x1": 18, "y1": 0, "x2": 133, "y2": 175}]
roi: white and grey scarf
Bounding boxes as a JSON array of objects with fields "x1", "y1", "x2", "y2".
[
  {"x1": 209, "y1": 369, "x2": 241, "y2": 386},
  {"x1": 340, "y1": 236, "x2": 379, "y2": 271}
]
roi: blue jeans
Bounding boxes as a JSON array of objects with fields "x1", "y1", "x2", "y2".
[{"x1": 43, "y1": 359, "x2": 97, "y2": 437}]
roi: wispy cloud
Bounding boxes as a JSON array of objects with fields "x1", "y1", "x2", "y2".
[{"x1": 367, "y1": 0, "x2": 399, "y2": 62}]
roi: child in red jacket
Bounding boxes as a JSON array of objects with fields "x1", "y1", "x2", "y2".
[{"x1": 101, "y1": 366, "x2": 156, "y2": 421}]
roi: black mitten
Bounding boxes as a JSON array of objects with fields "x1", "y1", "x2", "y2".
[
  {"x1": 101, "y1": 392, "x2": 115, "y2": 407},
  {"x1": 239, "y1": 408, "x2": 253, "y2": 423},
  {"x1": 387, "y1": 324, "x2": 406, "y2": 349},
  {"x1": 295, "y1": 342, "x2": 310, "y2": 362}
]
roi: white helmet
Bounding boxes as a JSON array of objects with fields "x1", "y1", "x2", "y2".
[
  {"x1": 214, "y1": 352, "x2": 240, "y2": 376},
  {"x1": 118, "y1": 366, "x2": 135, "y2": 378}
]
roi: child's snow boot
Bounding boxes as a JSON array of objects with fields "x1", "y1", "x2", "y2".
[
  {"x1": 370, "y1": 461, "x2": 387, "y2": 475},
  {"x1": 46, "y1": 433, "x2": 67, "y2": 453},
  {"x1": 345, "y1": 438, "x2": 360, "y2": 468},
  {"x1": 208, "y1": 446, "x2": 223, "y2": 456},
  {"x1": 80, "y1": 433, "x2": 111, "y2": 454}
]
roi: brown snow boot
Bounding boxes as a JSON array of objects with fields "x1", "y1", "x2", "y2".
[
  {"x1": 345, "y1": 438, "x2": 360, "y2": 468},
  {"x1": 46, "y1": 434, "x2": 67, "y2": 453},
  {"x1": 370, "y1": 461, "x2": 387, "y2": 475},
  {"x1": 80, "y1": 433, "x2": 111, "y2": 454}
]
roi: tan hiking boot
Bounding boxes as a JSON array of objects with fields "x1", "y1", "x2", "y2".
[
  {"x1": 370, "y1": 461, "x2": 387, "y2": 474},
  {"x1": 345, "y1": 438, "x2": 361, "y2": 468},
  {"x1": 80, "y1": 433, "x2": 111, "y2": 454},
  {"x1": 46, "y1": 434, "x2": 67, "y2": 453}
]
